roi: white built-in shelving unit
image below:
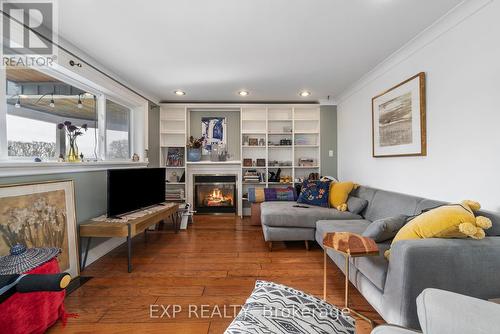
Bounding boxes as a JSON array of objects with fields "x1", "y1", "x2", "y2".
[
  {"x1": 160, "y1": 105, "x2": 187, "y2": 202},
  {"x1": 240, "y1": 105, "x2": 320, "y2": 216},
  {"x1": 159, "y1": 104, "x2": 320, "y2": 215}
]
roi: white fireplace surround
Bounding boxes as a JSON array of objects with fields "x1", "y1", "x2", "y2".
[{"x1": 186, "y1": 162, "x2": 242, "y2": 216}]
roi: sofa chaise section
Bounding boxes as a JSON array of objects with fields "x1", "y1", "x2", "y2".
[{"x1": 260, "y1": 201, "x2": 362, "y2": 250}]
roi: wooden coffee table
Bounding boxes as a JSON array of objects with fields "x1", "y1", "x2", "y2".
[{"x1": 323, "y1": 232, "x2": 379, "y2": 326}]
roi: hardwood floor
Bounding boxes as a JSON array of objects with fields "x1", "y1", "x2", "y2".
[{"x1": 49, "y1": 216, "x2": 384, "y2": 333}]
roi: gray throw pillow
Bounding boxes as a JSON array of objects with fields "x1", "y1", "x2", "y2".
[
  {"x1": 347, "y1": 196, "x2": 368, "y2": 214},
  {"x1": 362, "y1": 215, "x2": 409, "y2": 242}
]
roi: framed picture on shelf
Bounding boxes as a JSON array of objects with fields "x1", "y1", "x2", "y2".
[
  {"x1": 166, "y1": 147, "x2": 184, "y2": 167},
  {"x1": 256, "y1": 159, "x2": 266, "y2": 167},
  {"x1": 0, "y1": 180, "x2": 79, "y2": 278},
  {"x1": 248, "y1": 138, "x2": 258, "y2": 146},
  {"x1": 372, "y1": 72, "x2": 426, "y2": 157},
  {"x1": 243, "y1": 158, "x2": 253, "y2": 167}
]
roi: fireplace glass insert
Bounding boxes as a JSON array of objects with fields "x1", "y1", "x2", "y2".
[{"x1": 194, "y1": 175, "x2": 237, "y2": 214}]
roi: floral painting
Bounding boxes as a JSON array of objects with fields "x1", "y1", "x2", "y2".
[{"x1": 0, "y1": 181, "x2": 79, "y2": 277}]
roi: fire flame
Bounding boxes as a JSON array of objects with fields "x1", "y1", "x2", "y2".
[{"x1": 206, "y1": 188, "x2": 232, "y2": 206}]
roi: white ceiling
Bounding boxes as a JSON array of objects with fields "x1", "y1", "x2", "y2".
[{"x1": 58, "y1": 0, "x2": 463, "y2": 103}]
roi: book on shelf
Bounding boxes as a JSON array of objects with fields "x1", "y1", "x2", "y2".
[
  {"x1": 243, "y1": 170, "x2": 265, "y2": 183},
  {"x1": 165, "y1": 188, "x2": 185, "y2": 201}
]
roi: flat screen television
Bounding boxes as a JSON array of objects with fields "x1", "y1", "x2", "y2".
[{"x1": 107, "y1": 168, "x2": 166, "y2": 217}]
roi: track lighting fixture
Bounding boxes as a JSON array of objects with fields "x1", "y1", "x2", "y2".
[
  {"x1": 14, "y1": 96, "x2": 21, "y2": 108},
  {"x1": 77, "y1": 94, "x2": 83, "y2": 109},
  {"x1": 49, "y1": 94, "x2": 55, "y2": 108}
]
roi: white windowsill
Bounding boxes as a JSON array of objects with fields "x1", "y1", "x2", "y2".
[{"x1": 0, "y1": 160, "x2": 149, "y2": 177}]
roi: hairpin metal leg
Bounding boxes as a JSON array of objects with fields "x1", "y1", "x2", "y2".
[
  {"x1": 81, "y1": 237, "x2": 92, "y2": 271},
  {"x1": 323, "y1": 249, "x2": 327, "y2": 300},
  {"x1": 344, "y1": 253, "x2": 374, "y2": 327},
  {"x1": 127, "y1": 223, "x2": 132, "y2": 273},
  {"x1": 174, "y1": 212, "x2": 180, "y2": 233}
]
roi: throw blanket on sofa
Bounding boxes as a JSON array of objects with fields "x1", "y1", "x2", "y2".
[{"x1": 248, "y1": 187, "x2": 297, "y2": 203}]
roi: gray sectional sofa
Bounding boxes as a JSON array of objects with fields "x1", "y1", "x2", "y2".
[{"x1": 259, "y1": 186, "x2": 500, "y2": 329}]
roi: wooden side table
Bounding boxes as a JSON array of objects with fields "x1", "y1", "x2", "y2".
[{"x1": 323, "y1": 232, "x2": 379, "y2": 326}]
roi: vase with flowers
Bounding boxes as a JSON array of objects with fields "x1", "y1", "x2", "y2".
[
  {"x1": 57, "y1": 121, "x2": 88, "y2": 162},
  {"x1": 187, "y1": 136, "x2": 204, "y2": 162}
]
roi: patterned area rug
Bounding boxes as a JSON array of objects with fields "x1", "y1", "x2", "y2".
[{"x1": 225, "y1": 280, "x2": 355, "y2": 334}]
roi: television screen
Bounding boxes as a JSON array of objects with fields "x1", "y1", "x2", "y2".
[{"x1": 107, "y1": 168, "x2": 166, "y2": 217}]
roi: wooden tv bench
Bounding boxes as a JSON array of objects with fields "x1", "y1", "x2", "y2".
[{"x1": 79, "y1": 202, "x2": 179, "y2": 273}]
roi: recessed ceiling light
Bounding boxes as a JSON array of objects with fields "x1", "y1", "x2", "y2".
[
  {"x1": 238, "y1": 90, "x2": 249, "y2": 96},
  {"x1": 174, "y1": 90, "x2": 186, "y2": 96},
  {"x1": 299, "y1": 91, "x2": 311, "y2": 97}
]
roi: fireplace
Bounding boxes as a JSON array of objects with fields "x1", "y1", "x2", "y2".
[{"x1": 194, "y1": 175, "x2": 237, "y2": 214}]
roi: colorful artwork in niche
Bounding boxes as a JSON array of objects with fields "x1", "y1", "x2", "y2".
[{"x1": 201, "y1": 117, "x2": 226, "y2": 155}]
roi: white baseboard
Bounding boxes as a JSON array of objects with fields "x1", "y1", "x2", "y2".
[{"x1": 83, "y1": 237, "x2": 125, "y2": 267}]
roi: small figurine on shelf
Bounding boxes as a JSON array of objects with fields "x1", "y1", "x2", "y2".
[
  {"x1": 268, "y1": 168, "x2": 281, "y2": 182},
  {"x1": 169, "y1": 172, "x2": 178, "y2": 183},
  {"x1": 132, "y1": 153, "x2": 140, "y2": 162}
]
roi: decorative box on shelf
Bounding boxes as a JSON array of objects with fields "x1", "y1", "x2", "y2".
[{"x1": 297, "y1": 158, "x2": 315, "y2": 167}]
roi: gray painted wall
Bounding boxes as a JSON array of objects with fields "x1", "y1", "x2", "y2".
[
  {"x1": 0, "y1": 171, "x2": 107, "y2": 223},
  {"x1": 320, "y1": 105, "x2": 338, "y2": 178},
  {"x1": 148, "y1": 102, "x2": 160, "y2": 167},
  {"x1": 0, "y1": 171, "x2": 108, "y2": 251},
  {"x1": 189, "y1": 110, "x2": 241, "y2": 160}
]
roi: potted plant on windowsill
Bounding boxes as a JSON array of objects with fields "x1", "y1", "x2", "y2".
[
  {"x1": 57, "y1": 121, "x2": 87, "y2": 162},
  {"x1": 187, "y1": 136, "x2": 203, "y2": 162}
]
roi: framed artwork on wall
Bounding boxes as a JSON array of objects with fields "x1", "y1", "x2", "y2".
[
  {"x1": 201, "y1": 117, "x2": 226, "y2": 155},
  {"x1": 372, "y1": 72, "x2": 426, "y2": 157},
  {"x1": 0, "y1": 180, "x2": 79, "y2": 278}
]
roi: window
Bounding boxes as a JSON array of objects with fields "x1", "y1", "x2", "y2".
[
  {"x1": 4, "y1": 67, "x2": 98, "y2": 161},
  {"x1": 1, "y1": 67, "x2": 135, "y2": 163},
  {"x1": 106, "y1": 99, "x2": 130, "y2": 160},
  {"x1": 7, "y1": 114, "x2": 57, "y2": 160}
]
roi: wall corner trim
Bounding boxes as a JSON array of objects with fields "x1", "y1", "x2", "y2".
[{"x1": 335, "y1": 0, "x2": 493, "y2": 104}]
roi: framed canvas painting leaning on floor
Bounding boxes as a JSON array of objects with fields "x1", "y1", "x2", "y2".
[{"x1": 0, "y1": 180, "x2": 79, "y2": 278}]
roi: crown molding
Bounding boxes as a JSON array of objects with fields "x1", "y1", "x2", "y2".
[
  {"x1": 318, "y1": 98, "x2": 337, "y2": 106},
  {"x1": 335, "y1": 0, "x2": 493, "y2": 104}
]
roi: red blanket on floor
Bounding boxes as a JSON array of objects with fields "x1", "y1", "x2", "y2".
[{"x1": 0, "y1": 258, "x2": 66, "y2": 334}]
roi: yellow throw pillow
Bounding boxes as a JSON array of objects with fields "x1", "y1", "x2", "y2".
[
  {"x1": 329, "y1": 182, "x2": 357, "y2": 211},
  {"x1": 385, "y1": 200, "x2": 492, "y2": 259}
]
